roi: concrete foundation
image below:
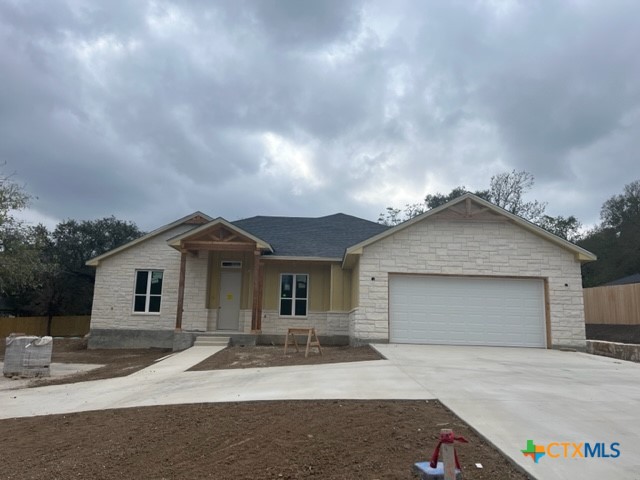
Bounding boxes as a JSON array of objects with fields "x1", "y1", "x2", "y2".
[
  {"x1": 88, "y1": 329, "x2": 176, "y2": 349},
  {"x1": 88, "y1": 328, "x2": 349, "y2": 351}
]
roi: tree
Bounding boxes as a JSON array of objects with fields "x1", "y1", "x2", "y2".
[
  {"x1": 600, "y1": 180, "x2": 640, "y2": 233},
  {"x1": 486, "y1": 170, "x2": 546, "y2": 222},
  {"x1": 537, "y1": 215, "x2": 582, "y2": 242},
  {"x1": 425, "y1": 186, "x2": 472, "y2": 210},
  {"x1": 0, "y1": 168, "x2": 42, "y2": 297},
  {"x1": 579, "y1": 180, "x2": 640, "y2": 287}
]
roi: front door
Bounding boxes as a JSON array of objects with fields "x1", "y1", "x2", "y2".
[{"x1": 218, "y1": 270, "x2": 241, "y2": 330}]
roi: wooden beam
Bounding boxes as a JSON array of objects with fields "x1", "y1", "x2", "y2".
[
  {"x1": 175, "y1": 251, "x2": 187, "y2": 331},
  {"x1": 181, "y1": 241, "x2": 254, "y2": 251},
  {"x1": 251, "y1": 250, "x2": 263, "y2": 332}
]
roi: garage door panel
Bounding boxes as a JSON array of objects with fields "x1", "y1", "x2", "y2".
[{"x1": 389, "y1": 275, "x2": 546, "y2": 348}]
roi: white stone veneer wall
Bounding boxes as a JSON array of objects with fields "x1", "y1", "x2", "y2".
[
  {"x1": 90, "y1": 225, "x2": 209, "y2": 332},
  {"x1": 181, "y1": 250, "x2": 209, "y2": 331},
  {"x1": 352, "y1": 218, "x2": 587, "y2": 348},
  {"x1": 259, "y1": 311, "x2": 349, "y2": 336}
]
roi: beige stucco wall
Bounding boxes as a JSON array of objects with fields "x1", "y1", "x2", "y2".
[
  {"x1": 352, "y1": 217, "x2": 587, "y2": 348},
  {"x1": 90, "y1": 224, "x2": 209, "y2": 331},
  {"x1": 261, "y1": 261, "x2": 331, "y2": 312},
  {"x1": 207, "y1": 251, "x2": 254, "y2": 310}
]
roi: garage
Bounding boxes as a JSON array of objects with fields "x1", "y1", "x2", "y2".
[{"x1": 389, "y1": 275, "x2": 547, "y2": 347}]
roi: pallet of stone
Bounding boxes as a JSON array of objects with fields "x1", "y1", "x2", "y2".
[{"x1": 3, "y1": 335, "x2": 53, "y2": 378}]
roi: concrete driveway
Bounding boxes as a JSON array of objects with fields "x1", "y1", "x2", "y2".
[
  {"x1": 1, "y1": 344, "x2": 639, "y2": 479},
  {"x1": 374, "y1": 344, "x2": 640, "y2": 480}
]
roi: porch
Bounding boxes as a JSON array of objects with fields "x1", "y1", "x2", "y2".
[{"x1": 168, "y1": 219, "x2": 353, "y2": 339}]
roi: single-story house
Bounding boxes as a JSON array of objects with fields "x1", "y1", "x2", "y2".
[{"x1": 87, "y1": 193, "x2": 596, "y2": 350}]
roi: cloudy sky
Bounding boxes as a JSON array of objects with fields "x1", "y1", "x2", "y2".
[{"x1": 2, "y1": 0, "x2": 639, "y2": 231}]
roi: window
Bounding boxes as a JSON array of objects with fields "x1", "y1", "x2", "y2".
[
  {"x1": 221, "y1": 261, "x2": 242, "y2": 268},
  {"x1": 279, "y1": 274, "x2": 308, "y2": 316},
  {"x1": 133, "y1": 270, "x2": 163, "y2": 313}
]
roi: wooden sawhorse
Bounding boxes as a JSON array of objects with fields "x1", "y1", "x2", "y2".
[{"x1": 284, "y1": 328, "x2": 323, "y2": 358}]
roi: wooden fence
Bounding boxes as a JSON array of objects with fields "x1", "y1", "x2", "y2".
[
  {"x1": 583, "y1": 284, "x2": 640, "y2": 325},
  {"x1": 0, "y1": 316, "x2": 91, "y2": 338}
]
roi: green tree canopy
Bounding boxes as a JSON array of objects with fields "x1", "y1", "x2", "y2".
[
  {"x1": 579, "y1": 180, "x2": 640, "y2": 287},
  {"x1": 0, "y1": 168, "x2": 42, "y2": 296}
]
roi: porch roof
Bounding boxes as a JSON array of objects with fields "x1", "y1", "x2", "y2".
[{"x1": 167, "y1": 217, "x2": 273, "y2": 252}]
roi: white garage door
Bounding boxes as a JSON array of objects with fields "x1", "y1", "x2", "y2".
[{"x1": 389, "y1": 275, "x2": 546, "y2": 347}]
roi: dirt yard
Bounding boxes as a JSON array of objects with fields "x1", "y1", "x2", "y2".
[
  {"x1": 189, "y1": 345, "x2": 382, "y2": 371},
  {"x1": 0, "y1": 400, "x2": 528, "y2": 480},
  {"x1": 1, "y1": 338, "x2": 170, "y2": 387}
]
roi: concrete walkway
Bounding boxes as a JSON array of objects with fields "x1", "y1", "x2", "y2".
[
  {"x1": 0, "y1": 346, "x2": 432, "y2": 418},
  {"x1": 1, "y1": 344, "x2": 639, "y2": 479}
]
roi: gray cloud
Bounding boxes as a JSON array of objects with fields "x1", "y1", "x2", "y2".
[{"x1": 1, "y1": 0, "x2": 639, "y2": 231}]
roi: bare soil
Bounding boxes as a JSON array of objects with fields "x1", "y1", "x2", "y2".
[
  {"x1": 0, "y1": 400, "x2": 529, "y2": 480},
  {"x1": 189, "y1": 345, "x2": 382, "y2": 371},
  {"x1": 0, "y1": 338, "x2": 170, "y2": 387}
]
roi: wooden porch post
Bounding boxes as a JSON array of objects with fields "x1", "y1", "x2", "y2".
[
  {"x1": 175, "y1": 250, "x2": 187, "y2": 331},
  {"x1": 251, "y1": 249, "x2": 263, "y2": 332}
]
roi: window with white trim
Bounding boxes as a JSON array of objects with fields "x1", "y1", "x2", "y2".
[
  {"x1": 279, "y1": 274, "x2": 308, "y2": 316},
  {"x1": 133, "y1": 270, "x2": 163, "y2": 313}
]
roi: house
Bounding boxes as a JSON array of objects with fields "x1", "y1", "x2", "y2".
[{"x1": 86, "y1": 193, "x2": 596, "y2": 350}]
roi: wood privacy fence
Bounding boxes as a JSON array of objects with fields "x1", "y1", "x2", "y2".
[
  {"x1": 0, "y1": 316, "x2": 91, "y2": 338},
  {"x1": 583, "y1": 284, "x2": 640, "y2": 325}
]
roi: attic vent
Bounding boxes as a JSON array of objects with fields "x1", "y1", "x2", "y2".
[{"x1": 221, "y1": 261, "x2": 242, "y2": 269}]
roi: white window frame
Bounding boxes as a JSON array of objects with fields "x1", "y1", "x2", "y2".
[
  {"x1": 279, "y1": 273, "x2": 308, "y2": 317},
  {"x1": 133, "y1": 270, "x2": 163, "y2": 314}
]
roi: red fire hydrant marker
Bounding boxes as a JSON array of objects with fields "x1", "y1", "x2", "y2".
[{"x1": 429, "y1": 429, "x2": 468, "y2": 480}]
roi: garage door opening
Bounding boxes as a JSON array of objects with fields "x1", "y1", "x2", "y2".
[{"x1": 389, "y1": 275, "x2": 547, "y2": 348}]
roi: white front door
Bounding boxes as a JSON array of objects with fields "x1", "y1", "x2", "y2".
[{"x1": 218, "y1": 270, "x2": 241, "y2": 330}]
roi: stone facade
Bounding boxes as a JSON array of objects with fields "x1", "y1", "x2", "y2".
[
  {"x1": 260, "y1": 310, "x2": 349, "y2": 336},
  {"x1": 91, "y1": 225, "x2": 190, "y2": 332},
  {"x1": 181, "y1": 250, "x2": 209, "y2": 331},
  {"x1": 351, "y1": 217, "x2": 587, "y2": 348},
  {"x1": 587, "y1": 340, "x2": 640, "y2": 363}
]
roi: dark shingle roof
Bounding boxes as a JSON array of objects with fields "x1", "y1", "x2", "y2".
[
  {"x1": 232, "y1": 213, "x2": 389, "y2": 258},
  {"x1": 604, "y1": 273, "x2": 640, "y2": 286}
]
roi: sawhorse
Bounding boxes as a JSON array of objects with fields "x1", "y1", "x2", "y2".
[{"x1": 284, "y1": 328, "x2": 323, "y2": 358}]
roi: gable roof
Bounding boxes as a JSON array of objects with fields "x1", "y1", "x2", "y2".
[
  {"x1": 233, "y1": 213, "x2": 389, "y2": 259},
  {"x1": 86, "y1": 211, "x2": 212, "y2": 266},
  {"x1": 343, "y1": 193, "x2": 597, "y2": 266},
  {"x1": 604, "y1": 273, "x2": 640, "y2": 286},
  {"x1": 166, "y1": 217, "x2": 273, "y2": 252}
]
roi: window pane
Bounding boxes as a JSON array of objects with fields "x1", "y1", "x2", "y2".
[
  {"x1": 280, "y1": 299, "x2": 292, "y2": 316},
  {"x1": 134, "y1": 295, "x2": 146, "y2": 312},
  {"x1": 135, "y1": 271, "x2": 148, "y2": 295},
  {"x1": 150, "y1": 271, "x2": 163, "y2": 295},
  {"x1": 295, "y1": 275, "x2": 308, "y2": 299},
  {"x1": 149, "y1": 296, "x2": 161, "y2": 313},
  {"x1": 295, "y1": 299, "x2": 307, "y2": 316},
  {"x1": 280, "y1": 275, "x2": 293, "y2": 299}
]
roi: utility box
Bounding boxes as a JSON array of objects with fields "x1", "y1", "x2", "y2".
[{"x1": 3, "y1": 335, "x2": 53, "y2": 378}]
